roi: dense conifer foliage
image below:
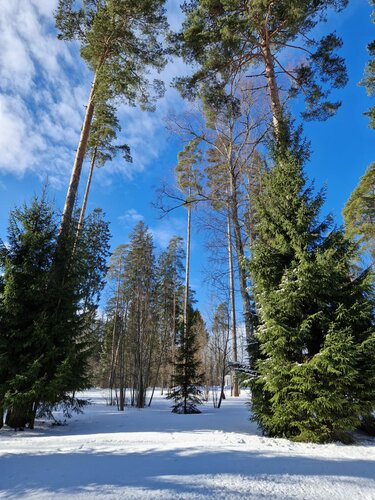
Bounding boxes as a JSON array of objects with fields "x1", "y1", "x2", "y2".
[
  {"x1": 343, "y1": 163, "x2": 375, "y2": 265},
  {"x1": 168, "y1": 306, "x2": 205, "y2": 414},
  {"x1": 0, "y1": 195, "x2": 110, "y2": 429},
  {"x1": 248, "y1": 129, "x2": 375, "y2": 443}
]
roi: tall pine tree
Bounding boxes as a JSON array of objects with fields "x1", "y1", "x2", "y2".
[
  {"x1": 55, "y1": 0, "x2": 168, "y2": 233},
  {"x1": 172, "y1": 0, "x2": 348, "y2": 132}
]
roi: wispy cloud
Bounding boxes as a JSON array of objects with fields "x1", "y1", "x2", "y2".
[
  {"x1": 118, "y1": 208, "x2": 144, "y2": 228},
  {"x1": 150, "y1": 215, "x2": 186, "y2": 249},
  {"x1": 0, "y1": 1, "x2": 88, "y2": 184},
  {"x1": 0, "y1": 1, "x2": 188, "y2": 189}
]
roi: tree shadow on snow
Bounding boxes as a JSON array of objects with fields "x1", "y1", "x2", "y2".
[{"x1": 1, "y1": 447, "x2": 375, "y2": 498}]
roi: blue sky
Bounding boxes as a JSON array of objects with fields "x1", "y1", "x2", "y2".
[{"x1": 0, "y1": 0, "x2": 373, "y2": 319}]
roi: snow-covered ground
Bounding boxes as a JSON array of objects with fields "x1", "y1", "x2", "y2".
[{"x1": 1, "y1": 389, "x2": 375, "y2": 499}]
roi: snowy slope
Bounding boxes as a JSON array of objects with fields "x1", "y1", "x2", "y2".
[{"x1": 1, "y1": 389, "x2": 375, "y2": 499}]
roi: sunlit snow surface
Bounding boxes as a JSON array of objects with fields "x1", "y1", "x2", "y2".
[{"x1": 1, "y1": 389, "x2": 375, "y2": 499}]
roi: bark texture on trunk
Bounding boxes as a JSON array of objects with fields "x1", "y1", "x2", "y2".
[
  {"x1": 261, "y1": 32, "x2": 283, "y2": 137},
  {"x1": 60, "y1": 73, "x2": 98, "y2": 235},
  {"x1": 5, "y1": 403, "x2": 35, "y2": 430},
  {"x1": 228, "y1": 159, "x2": 254, "y2": 345},
  {"x1": 184, "y1": 199, "x2": 192, "y2": 337},
  {"x1": 74, "y1": 146, "x2": 98, "y2": 248},
  {"x1": 227, "y1": 206, "x2": 239, "y2": 397}
]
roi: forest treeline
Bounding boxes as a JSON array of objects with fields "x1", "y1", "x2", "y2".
[{"x1": 0, "y1": 0, "x2": 374, "y2": 443}]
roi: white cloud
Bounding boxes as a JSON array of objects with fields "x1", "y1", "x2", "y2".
[
  {"x1": 118, "y1": 209, "x2": 144, "y2": 227},
  {"x1": 150, "y1": 215, "x2": 186, "y2": 249},
  {"x1": 0, "y1": 2, "x2": 189, "y2": 188},
  {"x1": 0, "y1": 1, "x2": 89, "y2": 183}
]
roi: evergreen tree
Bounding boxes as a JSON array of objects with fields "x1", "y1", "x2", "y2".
[
  {"x1": 0, "y1": 196, "x2": 110, "y2": 429},
  {"x1": 154, "y1": 237, "x2": 185, "y2": 396},
  {"x1": 343, "y1": 163, "x2": 375, "y2": 265},
  {"x1": 0, "y1": 195, "x2": 57, "y2": 428},
  {"x1": 249, "y1": 133, "x2": 375, "y2": 443},
  {"x1": 168, "y1": 304, "x2": 205, "y2": 414}
]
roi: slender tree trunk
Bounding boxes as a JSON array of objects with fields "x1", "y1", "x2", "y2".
[
  {"x1": 228, "y1": 158, "x2": 254, "y2": 347},
  {"x1": 60, "y1": 72, "x2": 98, "y2": 235},
  {"x1": 148, "y1": 362, "x2": 161, "y2": 407},
  {"x1": 261, "y1": 32, "x2": 283, "y2": 136},
  {"x1": 118, "y1": 324, "x2": 125, "y2": 411},
  {"x1": 227, "y1": 206, "x2": 239, "y2": 397},
  {"x1": 182, "y1": 198, "x2": 192, "y2": 416},
  {"x1": 217, "y1": 366, "x2": 227, "y2": 409},
  {"x1": 74, "y1": 146, "x2": 98, "y2": 249},
  {"x1": 109, "y1": 260, "x2": 122, "y2": 393},
  {"x1": 184, "y1": 200, "x2": 192, "y2": 337},
  {"x1": 170, "y1": 288, "x2": 177, "y2": 391}
]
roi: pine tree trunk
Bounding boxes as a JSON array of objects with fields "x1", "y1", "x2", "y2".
[
  {"x1": 109, "y1": 261, "x2": 122, "y2": 391},
  {"x1": 5, "y1": 403, "x2": 34, "y2": 429},
  {"x1": 182, "y1": 198, "x2": 192, "y2": 416},
  {"x1": 170, "y1": 289, "x2": 177, "y2": 391},
  {"x1": 184, "y1": 200, "x2": 192, "y2": 337},
  {"x1": 261, "y1": 32, "x2": 283, "y2": 136},
  {"x1": 60, "y1": 72, "x2": 98, "y2": 236},
  {"x1": 227, "y1": 206, "x2": 239, "y2": 397},
  {"x1": 74, "y1": 146, "x2": 98, "y2": 248},
  {"x1": 118, "y1": 325, "x2": 125, "y2": 411},
  {"x1": 228, "y1": 157, "x2": 254, "y2": 347}
]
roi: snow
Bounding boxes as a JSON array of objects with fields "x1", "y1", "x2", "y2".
[{"x1": 1, "y1": 389, "x2": 375, "y2": 499}]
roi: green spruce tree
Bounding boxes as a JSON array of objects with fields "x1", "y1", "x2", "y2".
[
  {"x1": 0, "y1": 194, "x2": 57, "y2": 429},
  {"x1": 168, "y1": 304, "x2": 205, "y2": 414},
  {"x1": 0, "y1": 196, "x2": 110, "y2": 429},
  {"x1": 249, "y1": 130, "x2": 375, "y2": 443}
]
